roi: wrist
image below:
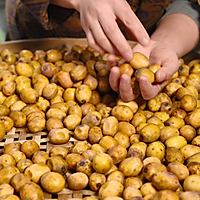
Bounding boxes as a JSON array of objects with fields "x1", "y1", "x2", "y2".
[{"x1": 150, "y1": 35, "x2": 173, "y2": 50}]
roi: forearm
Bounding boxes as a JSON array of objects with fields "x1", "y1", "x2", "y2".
[
  {"x1": 49, "y1": 0, "x2": 81, "y2": 11},
  {"x1": 151, "y1": 13, "x2": 200, "y2": 58}
]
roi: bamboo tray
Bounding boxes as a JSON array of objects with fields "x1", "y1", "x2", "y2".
[
  {"x1": 1, "y1": 37, "x2": 200, "y2": 200},
  {"x1": 0, "y1": 38, "x2": 107, "y2": 200},
  {"x1": 0, "y1": 127, "x2": 99, "y2": 200},
  {"x1": 0, "y1": 37, "x2": 137, "y2": 53},
  {"x1": 0, "y1": 38, "x2": 91, "y2": 52},
  {"x1": 0, "y1": 37, "x2": 199, "y2": 61},
  {"x1": 0, "y1": 127, "x2": 73, "y2": 154}
]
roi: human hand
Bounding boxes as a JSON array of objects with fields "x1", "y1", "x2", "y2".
[
  {"x1": 78, "y1": 0, "x2": 150, "y2": 61},
  {"x1": 109, "y1": 40, "x2": 179, "y2": 101}
]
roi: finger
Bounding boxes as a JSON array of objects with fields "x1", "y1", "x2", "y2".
[
  {"x1": 109, "y1": 66, "x2": 121, "y2": 91},
  {"x1": 119, "y1": 73, "x2": 139, "y2": 102},
  {"x1": 114, "y1": 2, "x2": 150, "y2": 46},
  {"x1": 155, "y1": 58, "x2": 179, "y2": 82},
  {"x1": 107, "y1": 54, "x2": 126, "y2": 69},
  {"x1": 98, "y1": 13, "x2": 133, "y2": 62},
  {"x1": 107, "y1": 54, "x2": 118, "y2": 69},
  {"x1": 89, "y1": 18, "x2": 120, "y2": 56},
  {"x1": 86, "y1": 30, "x2": 105, "y2": 55},
  {"x1": 139, "y1": 75, "x2": 169, "y2": 100},
  {"x1": 118, "y1": 57, "x2": 126, "y2": 66},
  {"x1": 139, "y1": 75, "x2": 159, "y2": 100}
]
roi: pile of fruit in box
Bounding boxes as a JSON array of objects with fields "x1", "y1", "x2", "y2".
[{"x1": 0, "y1": 44, "x2": 200, "y2": 200}]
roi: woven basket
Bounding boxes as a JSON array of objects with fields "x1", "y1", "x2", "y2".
[
  {"x1": 43, "y1": 188, "x2": 98, "y2": 200},
  {"x1": 0, "y1": 38, "x2": 113, "y2": 200},
  {"x1": 0, "y1": 127, "x2": 99, "y2": 200},
  {"x1": 0, "y1": 127, "x2": 78, "y2": 154}
]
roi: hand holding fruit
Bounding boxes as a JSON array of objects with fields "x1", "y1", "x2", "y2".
[{"x1": 109, "y1": 40, "x2": 179, "y2": 101}]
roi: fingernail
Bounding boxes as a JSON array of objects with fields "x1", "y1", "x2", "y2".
[{"x1": 125, "y1": 51, "x2": 133, "y2": 62}]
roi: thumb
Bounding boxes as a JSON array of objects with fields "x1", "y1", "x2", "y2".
[{"x1": 155, "y1": 61, "x2": 178, "y2": 83}]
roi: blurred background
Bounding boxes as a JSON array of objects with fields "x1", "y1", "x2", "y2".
[
  {"x1": 0, "y1": 0, "x2": 7, "y2": 42},
  {"x1": 0, "y1": 0, "x2": 199, "y2": 56}
]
